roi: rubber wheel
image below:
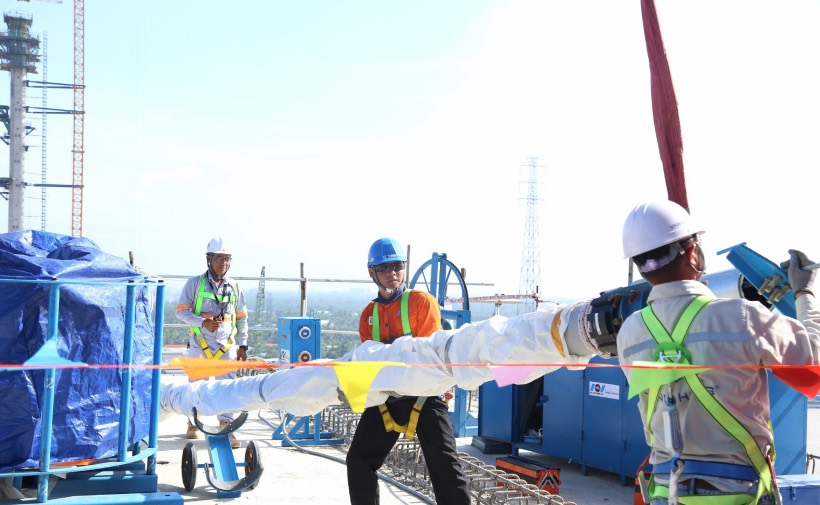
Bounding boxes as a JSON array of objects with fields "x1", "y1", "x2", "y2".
[
  {"x1": 244, "y1": 440, "x2": 260, "y2": 489},
  {"x1": 181, "y1": 441, "x2": 197, "y2": 492}
]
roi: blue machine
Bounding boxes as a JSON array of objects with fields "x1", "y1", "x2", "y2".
[
  {"x1": 777, "y1": 474, "x2": 820, "y2": 504},
  {"x1": 272, "y1": 317, "x2": 343, "y2": 446},
  {"x1": 277, "y1": 317, "x2": 321, "y2": 365},
  {"x1": 409, "y1": 252, "x2": 476, "y2": 437},
  {"x1": 478, "y1": 351, "x2": 807, "y2": 485},
  {"x1": 476, "y1": 243, "x2": 810, "y2": 485}
]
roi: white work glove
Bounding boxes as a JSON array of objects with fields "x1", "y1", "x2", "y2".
[{"x1": 785, "y1": 249, "x2": 817, "y2": 294}]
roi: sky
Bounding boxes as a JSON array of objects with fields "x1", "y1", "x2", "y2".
[{"x1": 1, "y1": 0, "x2": 819, "y2": 302}]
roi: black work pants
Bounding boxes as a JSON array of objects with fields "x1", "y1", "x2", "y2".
[{"x1": 346, "y1": 397, "x2": 470, "y2": 505}]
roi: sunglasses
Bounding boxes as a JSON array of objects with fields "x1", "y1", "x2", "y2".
[{"x1": 373, "y1": 261, "x2": 406, "y2": 273}]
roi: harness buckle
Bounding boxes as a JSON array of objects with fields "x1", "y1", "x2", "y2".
[{"x1": 653, "y1": 342, "x2": 692, "y2": 364}]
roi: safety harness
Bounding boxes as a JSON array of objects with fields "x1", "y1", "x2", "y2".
[
  {"x1": 372, "y1": 289, "x2": 428, "y2": 439},
  {"x1": 189, "y1": 274, "x2": 238, "y2": 360},
  {"x1": 371, "y1": 289, "x2": 411, "y2": 343},
  {"x1": 640, "y1": 295, "x2": 776, "y2": 505}
]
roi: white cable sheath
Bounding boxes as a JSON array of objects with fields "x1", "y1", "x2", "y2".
[{"x1": 160, "y1": 302, "x2": 596, "y2": 418}]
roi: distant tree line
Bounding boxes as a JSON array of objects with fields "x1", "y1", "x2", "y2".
[
  {"x1": 161, "y1": 287, "x2": 527, "y2": 360},
  {"x1": 163, "y1": 289, "x2": 374, "y2": 360}
]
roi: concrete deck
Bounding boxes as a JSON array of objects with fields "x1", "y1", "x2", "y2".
[
  {"x1": 153, "y1": 410, "x2": 634, "y2": 504},
  {"x1": 146, "y1": 407, "x2": 820, "y2": 504}
]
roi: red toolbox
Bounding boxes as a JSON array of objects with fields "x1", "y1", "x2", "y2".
[{"x1": 495, "y1": 455, "x2": 560, "y2": 495}]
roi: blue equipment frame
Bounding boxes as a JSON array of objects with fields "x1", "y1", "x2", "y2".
[
  {"x1": 272, "y1": 413, "x2": 345, "y2": 447},
  {"x1": 0, "y1": 277, "x2": 182, "y2": 505}
]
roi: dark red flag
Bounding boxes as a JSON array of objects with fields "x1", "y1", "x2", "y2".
[{"x1": 641, "y1": 0, "x2": 688, "y2": 211}]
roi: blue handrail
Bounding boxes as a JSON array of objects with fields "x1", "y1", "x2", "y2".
[{"x1": 37, "y1": 282, "x2": 60, "y2": 501}]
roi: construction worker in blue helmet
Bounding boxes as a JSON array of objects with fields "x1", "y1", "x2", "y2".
[
  {"x1": 175, "y1": 237, "x2": 249, "y2": 448},
  {"x1": 345, "y1": 237, "x2": 470, "y2": 505},
  {"x1": 617, "y1": 201, "x2": 820, "y2": 505}
]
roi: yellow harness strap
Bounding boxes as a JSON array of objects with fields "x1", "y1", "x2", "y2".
[
  {"x1": 379, "y1": 397, "x2": 428, "y2": 440},
  {"x1": 198, "y1": 334, "x2": 233, "y2": 360}
]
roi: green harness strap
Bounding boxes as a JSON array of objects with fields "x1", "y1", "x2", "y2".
[
  {"x1": 371, "y1": 289, "x2": 427, "y2": 437},
  {"x1": 640, "y1": 296, "x2": 774, "y2": 504},
  {"x1": 189, "y1": 274, "x2": 238, "y2": 360},
  {"x1": 648, "y1": 485, "x2": 758, "y2": 505},
  {"x1": 371, "y1": 289, "x2": 412, "y2": 342},
  {"x1": 641, "y1": 295, "x2": 712, "y2": 441}
]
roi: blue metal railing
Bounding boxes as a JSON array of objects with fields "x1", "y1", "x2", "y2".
[{"x1": 0, "y1": 277, "x2": 166, "y2": 503}]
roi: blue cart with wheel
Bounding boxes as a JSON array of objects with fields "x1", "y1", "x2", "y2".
[{"x1": 181, "y1": 409, "x2": 263, "y2": 498}]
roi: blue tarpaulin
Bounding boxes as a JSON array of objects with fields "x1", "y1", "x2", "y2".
[{"x1": 0, "y1": 230, "x2": 154, "y2": 472}]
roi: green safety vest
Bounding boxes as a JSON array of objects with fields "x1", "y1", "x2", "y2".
[
  {"x1": 371, "y1": 289, "x2": 412, "y2": 342},
  {"x1": 640, "y1": 295, "x2": 775, "y2": 505},
  {"x1": 371, "y1": 289, "x2": 427, "y2": 439},
  {"x1": 189, "y1": 274, "x2": 239, "y2": 360}
]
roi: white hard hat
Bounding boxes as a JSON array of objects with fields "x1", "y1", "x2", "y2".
[
  {"x1": 206, "y1": 237, "x2": 233, "y2": 255},
  {"x1": 622, "y1": 201, "x2": 703, "y2": 259}
]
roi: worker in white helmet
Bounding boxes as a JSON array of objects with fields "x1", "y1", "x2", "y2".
[
  {"x1": 617, "y1": 201, "x2": 820, "y2": 505},
  {"x1": 175, "y1": 237, "x2": 249, "y2": 448}
]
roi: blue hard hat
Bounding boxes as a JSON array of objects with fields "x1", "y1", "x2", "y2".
[{"x1": 367, "y1": 238, "x2": 407, "y2": 267}]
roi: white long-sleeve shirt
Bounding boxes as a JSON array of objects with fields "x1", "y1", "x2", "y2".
[{"x1": 617, "y1": 279, "x2": 820, "y2": 490}]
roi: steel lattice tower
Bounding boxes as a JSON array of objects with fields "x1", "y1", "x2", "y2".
[
  {"x1": 71, "y1": 0, "x2": 85, "y2": 237},
  {"x1": 518, "y1": 156, "x2": 542, "y2": 313},
  {"x1": 254, "y1": 266, "x2": 266, "y2": 326},
  {"x1": 40, "y1": 32, "x2": 47, "y2": 231},
  {"x1": 0, "y1": 13, "x2": 40, "y2": 232}
]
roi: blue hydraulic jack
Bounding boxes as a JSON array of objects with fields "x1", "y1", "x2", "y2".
[
  {"x1": 272, "y1": 412, "x2": 345, "y2": 447},
  {"x1": 181, "y1": 408, "x2": 263, "y2": 498}
]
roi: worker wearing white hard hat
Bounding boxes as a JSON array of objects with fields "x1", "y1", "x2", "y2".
[
  {"x1": 622, "y1": 200, "x2": 705, "y2": 272},
  {"x1": 175, "y1": 237, "x2": 249, "y2": 448},
  {"x1": 617, "y1": 200, "x2": 820, "y2": 505},
  {"x1": 206, "y1": 237, "x2": 233, "y2": 256}
]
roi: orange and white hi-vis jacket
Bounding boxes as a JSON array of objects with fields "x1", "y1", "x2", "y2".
[{"x1": 359, "y1": 286, "x2": 441, "y2": 343}]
